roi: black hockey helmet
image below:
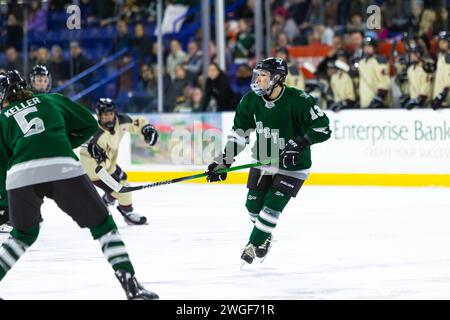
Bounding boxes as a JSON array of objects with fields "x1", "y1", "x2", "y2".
[
  {"x1": 0, "y1": 70, "x2": 27, "y2": 108},
  {"x1": 363, "y1": 36, "x2": 377, "y2": 47},
  {"x1": 95, "y1": 98, "x2": 117, "y2": 131},
  {"x1": 438, "y1": 31, "x2": 449, "y2": 42},
  {"x1": 96, "y1": 97, "x2": 116, "y2": 114},
  {"x1": 29, "y1": 64, "x2": 52, "y2": 93},
  {"x1": 402, "y1": 32, "x2": 419, "y2": 51},
  {"x1": 408, "y1": 42, "x2": 424, "y2": 56},
  {"x1": 250, "y1": 57, "x2": 288, "y2": 96}
]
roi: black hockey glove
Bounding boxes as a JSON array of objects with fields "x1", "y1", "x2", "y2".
[
  {"x1": 141, "y1": 124, "x2": 158, "y2": 146},
  {"x1": 404, "y1": 95, "x2": 427, "y2": 110},
  {"x1": 396, "y1": 70, "x2": 408, "y2": 83},
  {"x1": 0, "y1": 207, "x2": 9, "y2": 225},
  {"x1": 367, "y1": 94, "x2": 386, "y2": 109},
  {"x1": 404, "y1": 98, "x2": 421, "y2": 110},
  {"x1": 111, "y1": 165, "x2": 127, "y2": 182},
  {"x1": 281, "y1": 136, "x2": 312, "y2": 169},
  {"x1": 329, "y1": 101, "x2": 349, "y2": 112},
  {"x1": 206, "y1": 154, "x2": 233, "y2": 182},
  {"x1": 399, "y1": 94, "x2": 410, "y2": 108},
  {"x1": 87, "y1": 141, "x2": 107, "y2": 163},
  {"x1": 431, "y1": 88, "x2": 449, "y2": 110}
]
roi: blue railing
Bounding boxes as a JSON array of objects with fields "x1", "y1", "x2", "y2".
[
  {"x1": 71, "y1": 61, "x2": 135, "y2": 101},
  {"x1": 53, "y1": 47, "x2": 129, "y2": 93}
]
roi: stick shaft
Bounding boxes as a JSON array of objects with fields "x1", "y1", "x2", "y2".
[{"x1": 119, "y1": 160, "x2": 277, "y2": 193}]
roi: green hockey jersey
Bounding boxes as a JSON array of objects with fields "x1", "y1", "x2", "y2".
[
  {"x1": 226, "y1": 86, "x2": 331, "y2": 170},
  {"x1": 0, "y1": 146, "x2": 7, "y2": 208},
  {"x1": 0, "y1": 93, "x2": 98, "y2": 190}
]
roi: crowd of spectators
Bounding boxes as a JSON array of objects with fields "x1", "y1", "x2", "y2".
[{"x1": 0, "y1": 0, "x2": 449, "y2": 113}]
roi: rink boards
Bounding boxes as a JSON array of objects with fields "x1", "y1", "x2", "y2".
[{"x1": 116, "y1": 110, "x2": 450, "y2": 187}]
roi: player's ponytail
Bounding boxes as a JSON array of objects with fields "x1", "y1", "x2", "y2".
[{"x1": 6, "y1": 89, "x2": 34, "y2": 105}]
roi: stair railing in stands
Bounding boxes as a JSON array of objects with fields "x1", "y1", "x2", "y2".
[
  {"x1": 53, "y1": 47, "x2": 129, "y2": 93},
  {"x1": 70, "y1": 60, "x2": 136, "y2": 101}
]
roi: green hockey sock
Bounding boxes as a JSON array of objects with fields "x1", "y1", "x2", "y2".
[
  {"x1": 0, "y1": 224, "x2": 40, "y2": 281},
  {"x1": 249, "y1": 187, "x2": 291, "y2": 246},
  {"x1": 90, "y1": 215, "x2": 135, "y2": 275}
]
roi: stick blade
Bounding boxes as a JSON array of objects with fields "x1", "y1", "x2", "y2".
[{"x1": 95, "y1": 166, "x2": 123, "y2": 193}]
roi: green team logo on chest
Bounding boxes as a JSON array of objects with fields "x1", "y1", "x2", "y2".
[{"x1": 255, "y1": 121, "x2": 285, "y2": 150}]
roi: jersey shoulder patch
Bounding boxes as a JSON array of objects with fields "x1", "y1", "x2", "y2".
[
  {"x1": 376, "y1": 55, "x2": 388, "y2": 64},
  {"x1": 117, "y1": 113, "x2": 133, "y2": 125}
]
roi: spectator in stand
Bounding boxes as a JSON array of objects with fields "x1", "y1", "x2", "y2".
[
  {"x1": 69, "y1": 41, "x2": 93, "y2": 78},
  {"x1": 50, "y1": 44, "x2": 70, "y2": 87},
  {"x1": 111, "y1": 19, "x2": 132, "y2": 54},
  {"x1": 91, "y1": 0, "x2": 120, "y2": 26},
  {"x1": 289, "y1": 0, "x2": 310, "y2": 27},
  {"x1": 275, "y1": 47, "x2": 305, "y2": 90},
  {"x1": 309, "y1": 25, "x2": 326, "y2": 45},
  {"x1": 275, "y1": 32, "x2": 290, "y2": 50},
  {"x1": 1, "y1": 46, "x2": 23, "y2": 74},
  {"x1": 184, "y1": 40, "x2": 203, "y2": 83},
  {"x1": 146, "y1": 42, "x2": 160, "y2": 66},
  {"x1": 419, "y1": 7, "x2": 437, "y2": 37},
  {"x1": 168, "y1": 64, "x2": 191, "y2": 111},
  {"x1": 152, "y1": 64, "x2": 173, "y2": 112},
  {"x1": 234, "y1": 0, "x2": 255, "y2": 20},
  {"x1": 166, "y1": 39, "x2": 187, "y2": 80},
  {"x1": 321, "y1": 19, "x2": 336, "y2": 45},
  {"x1": 346, "y1": 13, "x2": 365, "y2": 33},
  {"x1": 201, "y1": 62, "x2": 238, "y2": 112},
  {"x1": 407, "y1": 0, "x2": 422, "y2": 36},
  {"x1": 233, "y1": 19, "x2": 255, "y2": 64},
  {"x1": 380, "y1": 0, "x2": 403, "y2": 34},
  {"x1": 132, "y1": 23, "x2": 152, "y2": 66},
  {"x1": 316, "y1": 34, "x2": 345, "y2": 78},
  {"x1": 5, "y1": 14, "x2": 23, "y2": 50},
  {"x1": 35, "y1": 47, "x2": 51, "y2": 67},
  {"x1": 28, "y1": 46, "x2": 39, "y2": 69},
  {"x1": 28, "y1": 0, "x2": 47, "y2": 33},
  {"x1": 347, "y1": 29, "x2": 364, "y2": 60},
  {"x1": 272, "y1": 6, "x2": 300, "y2": 44},
  {"x1": 189, "y1": 87, "x2": 203, "y2": 112}
]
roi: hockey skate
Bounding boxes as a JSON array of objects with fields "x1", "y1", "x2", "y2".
[
  {"x1": 240, "y1": 243, "x2": 256, "y2": 267},
  {"x1": 115, "y1": 270, "x2": 159, "y2": 300},
  {"x1": 117, "y1": 206, "x2": 148, "y2": 225},
  {"x1": 255, "y1": 234, "x2": 273, "y2": 262},
  {"x1": 0, "y1": 223, "x2": 12, "y2": 233},
  {"x1": 102, "y1": 193, "x2": 116, "y2": 207}
]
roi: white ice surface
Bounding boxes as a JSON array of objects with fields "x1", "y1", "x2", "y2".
[{"x1": 1, "y1": 184, "x2": 450, "y2": 300}]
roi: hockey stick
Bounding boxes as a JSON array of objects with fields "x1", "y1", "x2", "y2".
[{"x1": 95, "y1": 160, "x2": 278, "y2": 193}]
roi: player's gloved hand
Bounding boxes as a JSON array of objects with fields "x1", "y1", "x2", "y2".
[
  {"x1": 111, "y1": 165, "x2": 127, "y2": 182},
  {"x1": 404, "y1": 98, "x2": 422, "y2": 110},
  {"x1": 87, "y1": 141, "x2": 107, "y2": 163},
  {"x1": 206, "y1": 154, "x2": 233, "y2": 182},
  {"x1": 399, "y1": 94, "x2": 410, "y2": 108},
  {"x1": 281, "y1": 136, "x2": 311, "y2": 169},
  {"x1": 0, "y1": 207, "x2": 9, "y2": 225},
  {"x1": 329, "y1": 101, "x2": 346, "y2": 112},
  {"x1": 431, "y1": 88, "x2": 449, "y2": 110},
  {"x1": 396, "y1": 70, "x2": 408, "y2": 83},
  {"x1": 141, "y1": 124, "x2": 158, "y2": 146},
  {"x1": 368, "y1": 95, "x2": 385, "y2": 109}
]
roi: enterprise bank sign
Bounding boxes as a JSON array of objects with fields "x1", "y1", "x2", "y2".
[{"x1": 313, "y1": 110, "x2": 450, "y2": 174}]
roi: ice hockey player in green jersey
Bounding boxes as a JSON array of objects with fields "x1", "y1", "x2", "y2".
[
  {"x1": 0, "y1": 147, "x2": 10, "y2": 233},
  {"x1": 0, "y1": 70, "x2": 158, "y2": 299},
  {"x1": 206, "y1": 57, "x2": 331, "y2": 265}
]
